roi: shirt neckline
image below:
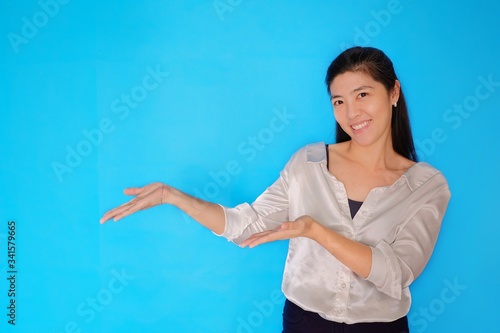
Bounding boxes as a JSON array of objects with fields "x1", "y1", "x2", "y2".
[{"x1": 307, "y1": 142, "x2": 426, "y2": 192}]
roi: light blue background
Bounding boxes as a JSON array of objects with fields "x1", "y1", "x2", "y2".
[{"x1": 1, "y1": 1, "x2": 499, "y2": 332}]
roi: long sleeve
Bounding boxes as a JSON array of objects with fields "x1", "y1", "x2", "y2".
[
  {"x1": 215, "y1": 154, "x2": 294, "y2": 245},
  {"x1": 365, "y1": 175, "x2": 451, "y2": 299}
]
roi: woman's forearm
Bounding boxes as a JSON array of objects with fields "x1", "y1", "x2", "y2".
[
  {"x1": 309, "y1": 219, "x2": 372, "y2": 279},
  {"x1": 167, "y1": 187, "x2": 226, "y2": 235},
  {"x1": 241, "y1": 215, "x2": 372, "y2": 279}
]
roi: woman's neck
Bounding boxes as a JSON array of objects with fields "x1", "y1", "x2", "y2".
[{"x1": 345, "y1": 138, "x2": 400, "y2": 172}]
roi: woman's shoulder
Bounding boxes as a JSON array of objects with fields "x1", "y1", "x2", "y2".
[
  {"x1": 404, "y1": 162, "x2": 450, "y2": 191},
  {"x1": 289, "y1": 142, "x2": 328, "y2": 163},
  {"x1": 287, "y1": 141, "x2": 353, "y2": 168},
  {"x1": 280, "y1": 142, "x2": 328, "y2": 172}
]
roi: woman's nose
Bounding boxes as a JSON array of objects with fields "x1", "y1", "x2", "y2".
[{"x1": 346, "y1": 103, "x2": 361, "y2": 119}]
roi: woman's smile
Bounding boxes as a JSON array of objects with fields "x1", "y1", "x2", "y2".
[{"x1": 350, "y1": 119, "x2": 371, "y2": 131}]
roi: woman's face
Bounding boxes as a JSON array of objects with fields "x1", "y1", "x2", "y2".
[{"x1": 329, "y1": 70, "x2": 399, "y2": 148}]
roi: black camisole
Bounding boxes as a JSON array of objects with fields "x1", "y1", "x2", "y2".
[{"x1": 326, "y1": 144, "x2": 363, "y2": 218}]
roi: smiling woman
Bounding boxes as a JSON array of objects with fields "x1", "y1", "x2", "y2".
[
  {"x1": 327, "y1": 46, "x2": 417, "y2": 163},
  {"x1": 100, "y1": 46, "x2": 451, "y2": 333}
]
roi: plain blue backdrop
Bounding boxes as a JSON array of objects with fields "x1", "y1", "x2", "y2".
[{"x1": 1, "y1": 1, "x2": 499, "y2": 332}]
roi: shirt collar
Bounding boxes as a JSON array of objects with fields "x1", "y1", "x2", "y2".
[
  {"x1": 306, "y1": 142, "x2": 327, "y2": 163},
  {"x1": 306, "y1": 142, "x2": 440, "y2": 192}
]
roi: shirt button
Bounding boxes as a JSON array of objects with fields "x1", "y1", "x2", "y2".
[
  {"x1": 336, "y1": 308, "x2": 343, "y2": 314},
  {"x1": 341, "y1": 282, "x2": 347, "y2": 288}
]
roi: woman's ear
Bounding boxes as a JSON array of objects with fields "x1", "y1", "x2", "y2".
[{"x1": 391, "y1": 80, "x2": 401, "y2": 105}]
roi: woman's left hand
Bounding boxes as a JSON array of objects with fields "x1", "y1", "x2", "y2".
[{"x1": 241, "y1": 215, "x2": 316, "y2": 248}]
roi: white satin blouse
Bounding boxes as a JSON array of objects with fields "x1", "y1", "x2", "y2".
[{"x1": 216, "y1": 142, "x2": 451, "y2": 323}]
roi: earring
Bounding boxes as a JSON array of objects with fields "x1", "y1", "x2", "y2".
[{"x1": 393, "y1": 102, "x2": 397, "y2": 107}]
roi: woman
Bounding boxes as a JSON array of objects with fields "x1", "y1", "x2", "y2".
[{"x1": 100, "y1": 47, "x2": 451, "y2": 332}]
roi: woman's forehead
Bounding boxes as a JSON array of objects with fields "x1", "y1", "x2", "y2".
[{"x1": 329, "y1": 71, "x2": 381, "y2": 95}]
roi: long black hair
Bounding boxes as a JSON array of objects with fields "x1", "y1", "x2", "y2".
[{"x1": 325, "y1": 47, "x2": 418, "y2": 162}]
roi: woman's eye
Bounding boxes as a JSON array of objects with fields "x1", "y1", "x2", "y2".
[
  {"x1": 333, "y1": 100, "x2": 343, "y2": 106},
  {"x1": 359, "y1": 92, "x2": 368, "y2": 98}
]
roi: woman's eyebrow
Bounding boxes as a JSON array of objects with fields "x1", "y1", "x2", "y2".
[
  {"x1": 330, "y1": 85, "x2": 375, "y2": 99},
  {"x1": 352, "y1": 85, "x2": 374, "y2": 93}
]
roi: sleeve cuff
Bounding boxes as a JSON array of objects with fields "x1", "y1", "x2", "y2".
[
  {"x1": 211, "y1": 204, "x2": 228, "y2": 237},
  {"x1": 212, "y1": 203, "x2": 258, "y2": 244},
  {"x1": 366, "y1": 241, "x2": 402, "y2": 300}
]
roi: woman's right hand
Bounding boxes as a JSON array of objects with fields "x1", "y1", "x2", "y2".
[
  {"x1": 99, "y1": 182, "x2": 170, "y2": 224},
  {"x1": 100, "y1": 181, "x2": 226, "y2": 235}
]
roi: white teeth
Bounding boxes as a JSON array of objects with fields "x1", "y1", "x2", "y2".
[{"x1": 352, "y1": 121, "x2": 370, "y2": 130}]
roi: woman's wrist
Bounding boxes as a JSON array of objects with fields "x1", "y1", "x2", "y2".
[
  {"x1": 305, "y1": 217, "x2": 336, "y2": 248},
  {"x1": 159, "y1": 184, "x2": 165, "y2": 205},
  {"x1": 302, "y1": 215, "x2": 322, "y2": 241},
  {"x1": 163, "y1": 185, "x2": 179, "y2": 206}
]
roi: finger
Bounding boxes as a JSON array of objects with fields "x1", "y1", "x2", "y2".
[
  {"x1": 245, "y1": 234, "x2": 278, "y2": 248},
  {"x1": 101, "y1": 200, "x2": 135, "y2": 218},
  {"x1": 100, "y1": 206, "x2": 128, "y2": 224},
  {"x1": 100, "y1": 185, "x2": 161, "y2": 224},
  {"x1": 100, "y1": 215, "x2": 111, "y2": 224},
  {"x1": 242, "y1": 230, "x2": 283, "y2": 248},
  {"x1": 115, "y1": 197, "x2": 141, "y2": 209},
  {"x1": 241, "y1": 230, "x2": 276, "y2": 246},
  {"x1": 100, "y1": 207, "x2": 122, "y2": 224},
  {"x1": 100, "y1": 199, "x2": 139, "y2": 224},
  {"x1": 245, "y1": 226, "x2": 297, "y2": 248},
  {"x1": 124, "y1": 187, "x2": 144, "y2": 196},
  {"x1": 112, "y1": 199, "x2": 149, "y2": 222},
  {"x1": 241, "y1": 224, "x2": 290, "y2": 246},
  {"x1": 249, "y1": 230, "x2": 276, "y2": 239}
]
